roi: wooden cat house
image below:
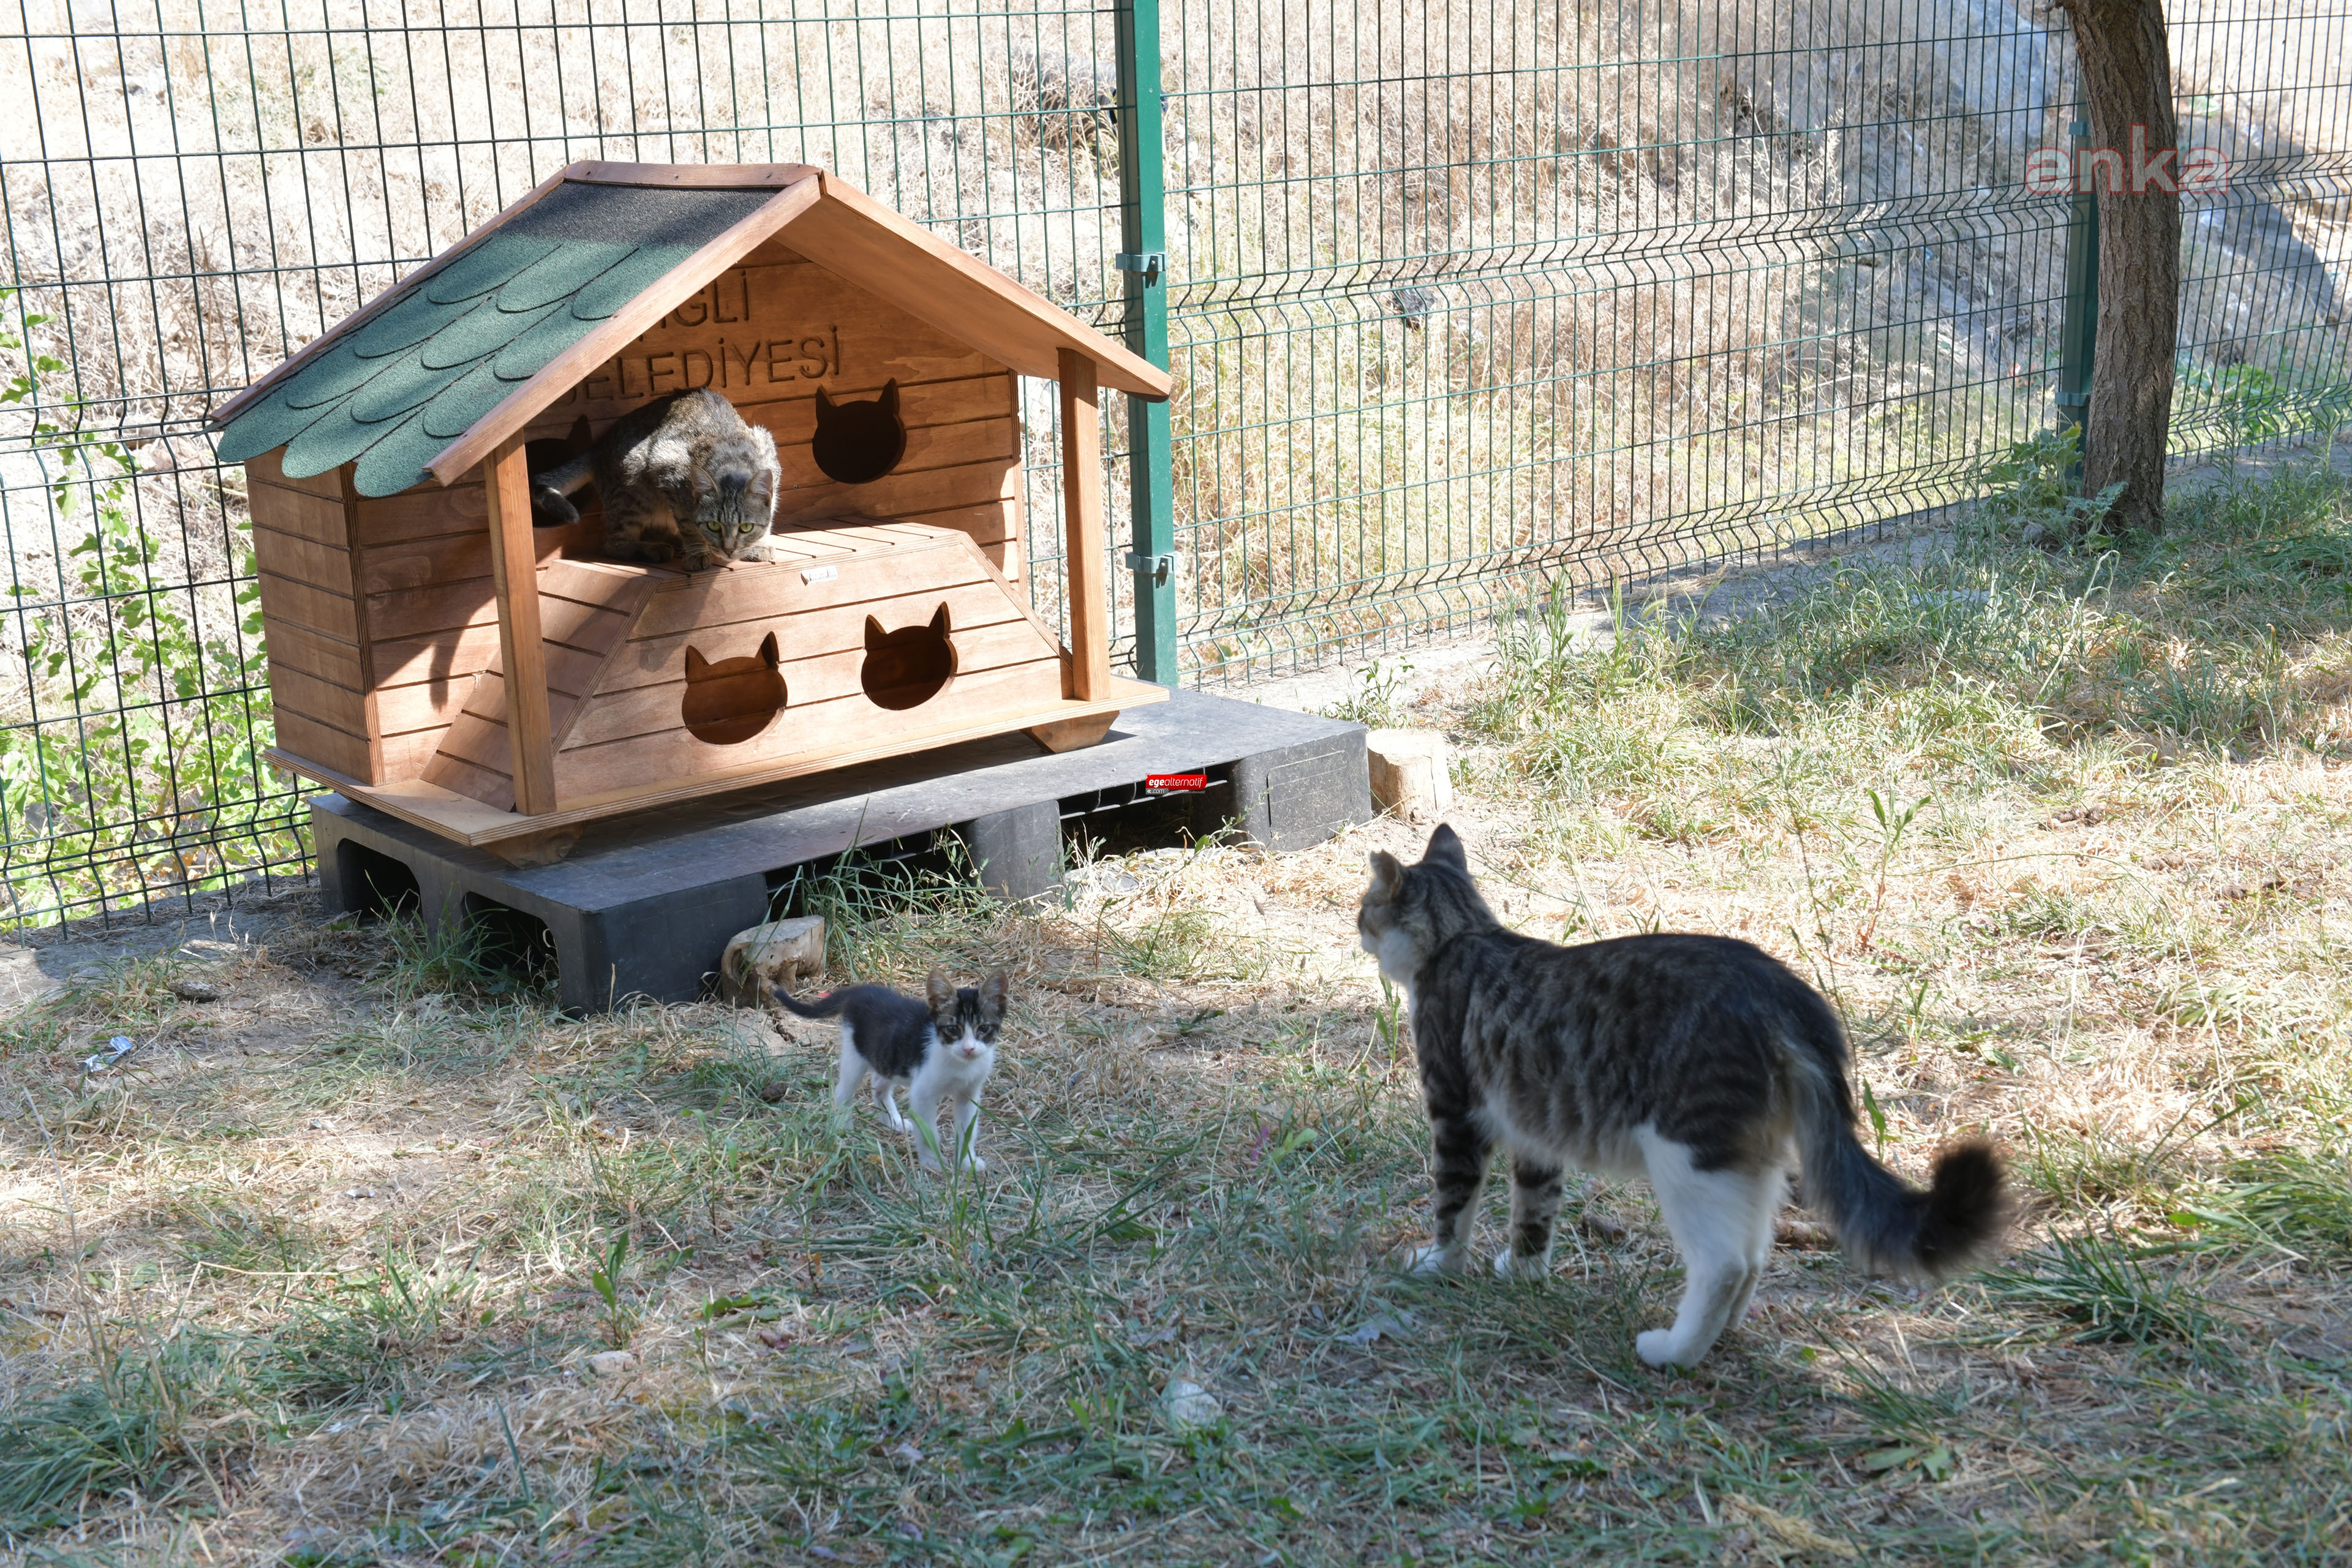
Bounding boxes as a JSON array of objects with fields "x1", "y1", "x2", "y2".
[{"x1": 209, "y1": 162, "x2": 1171, "y2": 862}]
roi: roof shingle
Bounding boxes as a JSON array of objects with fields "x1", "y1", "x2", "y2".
[{"x1": 216, "y1": 181, "x2": 778, "y2": 496}]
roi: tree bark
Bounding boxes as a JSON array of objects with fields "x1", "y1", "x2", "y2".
[{"x1": 2064, "y1": 0, "x2": 2180, "y2": 535}]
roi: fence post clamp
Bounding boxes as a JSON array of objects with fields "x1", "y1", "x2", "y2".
[
  {"x1": 1126, "y1": 549, "x2": 1179, "y2": 584},
  {"x1": 1114, "y1": 251, "x2": 1166, "y2": 285}
]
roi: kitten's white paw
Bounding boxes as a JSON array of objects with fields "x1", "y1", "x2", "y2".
[
  {"x1": 1406, "y1": 1243, "x2": 1465, "y2": 1276},
  {"x1": 1635, "y1": 1330, "x2": 1694, "y2": 1370},
  {"x1": 1493, "y1": 1249, "x2": 1549, "y2": 1282},
  {"x1": 957, "y1": 1156, "x2": 988, "y2": 1175}
]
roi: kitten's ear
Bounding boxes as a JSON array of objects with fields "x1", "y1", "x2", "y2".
[
  {"x1": 1423, "y1": 823, "x2": 1468, "y2": 870},
  {"x1": 815, "y1": 385, "x2": 837, "y2": 417},
  {"x1": 1365, "y1": 850, "x2": 1404, "y2": 903},
  {"x1": 758, "y1": 631, "x2": 780, "y2": 669},
  {"x1": 979, "y1": 968, "x2": 1009, "y2": 1009},
  {"x1": 865, "y1": 615, "x2": 885, "y2": 650},
  {"x1": 878, "y1": 379, "x2": 900, "y2": 415},
  {"x1": 925, "y1": 967, "x2": 953, "y2": 1009},
  {"x1": 684, "y1": 646, "x2": 709, "y2": 679},
  {"x1": 929, "y1": 603, "x2": 949, "y2": 635}
]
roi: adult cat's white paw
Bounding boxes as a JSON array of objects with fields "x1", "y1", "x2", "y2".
[
  {"x1": 1635, "y1": 1329, "x2": 1696, "y2": 1369},
  {"x1": 1405, "y1": 1243, "x2": 1466, "y2": 1276},
  {"x1": 960, "y1": 1156, "x2": 988, "y2": 1175},
  {"x1": 1492, "y1": 1248, "x2": 1549, "y2": 1282}
]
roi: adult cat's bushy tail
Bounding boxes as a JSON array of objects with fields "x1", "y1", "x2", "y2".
[{"x1": 1779, "y1": 989, "x2": 2003, "y2": 1276}]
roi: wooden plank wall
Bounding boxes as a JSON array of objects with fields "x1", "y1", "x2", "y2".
[
  {"x1": 413, "y1": 526, "x2": 1058, "y2": 809},
  {"x1": 545, "y1": 526, "x2": 1060, "y2": 805},
  {"x1": 247, "y1": 451, "x2": 375, "y2": 781},
  {"x1": 421, "y1": 559, "x2": 664, "y2": 812}
]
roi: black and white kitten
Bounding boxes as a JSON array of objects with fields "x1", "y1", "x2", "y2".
[
  {"x1": 775, "y1": 968, "x2": 1006, "y2": 1173},
  {"x1": 1359, "y1": 824, "x2": 2004, "y2": 1368}
]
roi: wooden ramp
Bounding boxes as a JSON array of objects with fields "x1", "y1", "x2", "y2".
[{"x1": 422, "y1": 557, "x2": 668, "y2": 812}]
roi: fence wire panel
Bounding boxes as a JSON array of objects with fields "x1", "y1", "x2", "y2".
[
  {"x1": 1163, "y1": 1, "x2": 2070, "y2": 675},
  {"x1": 1, "y1": 1, "x2": 2348, "y2": 927},
  {"x1": 1162, "y1": 1, "x2": 2351, "y2": 679},
  {"x1": 0, "y1": 0, "x2": 1133, "y2": 927},
  {"x1": 2166, "y1": 3, "x2": 2352, "y2": 454}
]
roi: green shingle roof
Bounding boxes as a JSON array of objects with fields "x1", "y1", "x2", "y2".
[{"x1": 215, "y1": 182, "x2": 779, "y2": 497}]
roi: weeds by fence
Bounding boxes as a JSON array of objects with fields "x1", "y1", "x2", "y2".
[{"x1": 1, "y1": 0, "x2": 2347, "y2": 927}]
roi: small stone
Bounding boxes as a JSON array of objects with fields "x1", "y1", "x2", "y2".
[
  {"x1": 720, "y1": 917, "x2": 826, "y2": 1007},
  {"x1": 1162, "y1": 1378, "x2": 1223, "y2": 1430},
  {"x1": 1365, "y1": 729, "x2": 1452, "y2": 821},
  {"x1": 168, "y1": 976, "x2": 221, "y2": 1002},
  {"x1": 342, "y1": 1188, "x2": 374, "y2": 1200},
  {"x1": 586, "y1": 1349, "x2": 638, "y2": 1376},
  {"x1": 888, "y1": 1441, "x2": 924, "y2": 1468},
  {"x1": 758, "y1": 1081, "x2": 791, "y2": 1103}
]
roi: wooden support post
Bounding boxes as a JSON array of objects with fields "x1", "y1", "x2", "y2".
[
  {"x1": 1058, "y1": 347, "x2": 1112, "y2": 701},
  {"x1": 484, "y1": 439, "x2": 557, "y2": 814}
]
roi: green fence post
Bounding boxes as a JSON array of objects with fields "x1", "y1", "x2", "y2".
[
  {"x1": 1114, "y1": 0, "x2": 1177, "y2": 685},
  {"x1": 2056, "y1": 115, "x2": 2100, "y2": 484}
]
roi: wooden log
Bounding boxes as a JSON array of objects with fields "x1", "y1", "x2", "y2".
[
  {"x1": 486, "y1": 439, "x2": 557, "y2": 813},
  {"x1": 1058, "y1": 348, "x2": 1111, "y2": 701}
]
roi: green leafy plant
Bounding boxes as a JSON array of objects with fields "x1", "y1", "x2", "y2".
[
  {"x1": 1320, "y1": 657, "x2": 1415, "y2": 728},
  {"x1": 1977, "y1": 427, "x2": 2127, "y2": 544},
  {"x1": 1853, "y1": 788, "x2": 1926, "y2": 952},
  {"x1": 588, "y1": 1234, "x2": 636, "y2": 1349},
  {"x1": 1983, "y1": 1226, "x2": 2222, "y2": 1348},
  {"x1": 0, "y1": 288, "x2": 292, "y2": 924},
  {"x1": 1860, "y1": 1080, "x2": 1891, "y2": 1157},
  {"x1": 2180, "y1": 360, "x2": 2291, "y2": 469}
]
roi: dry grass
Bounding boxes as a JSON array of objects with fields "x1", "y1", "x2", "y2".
[{"x1": 2, "y1": 456, "x2": 2351, "y2": 1564}]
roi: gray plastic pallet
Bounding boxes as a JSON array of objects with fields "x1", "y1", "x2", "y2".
[{"x1": 312, "y1": 688, "x2": 1369, "y2": 1011}]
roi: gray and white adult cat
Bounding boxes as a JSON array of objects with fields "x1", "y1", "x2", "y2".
[
  {"x1": 1358, "y1": 824, "x2": 2003, "y2": 1368},
  {"x1": 775, "y1": 968, "x2": 1007, "y2": 1174},
  {"x1": 530, "y1": 388, "x2": 780, "y2": 568}
]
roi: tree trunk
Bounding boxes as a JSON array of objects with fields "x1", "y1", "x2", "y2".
[{"x1": 2064, "y1": 0, "x2": 2181, "y2": 535}]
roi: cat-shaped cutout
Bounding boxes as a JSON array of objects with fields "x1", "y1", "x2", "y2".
[
  {"x1": 810, "y1": 380, "x2": 907, "y2": 485},
  {"x1": 681, "y1": 631, "x2": 786, "y2": 745},
  {"x1": 861, "y1": 604, "x2": 956, "y2": 710}
]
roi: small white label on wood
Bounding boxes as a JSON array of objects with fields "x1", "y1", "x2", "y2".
[{"x1": 802, "y1": 564, "x2": 839, "y2": 585}]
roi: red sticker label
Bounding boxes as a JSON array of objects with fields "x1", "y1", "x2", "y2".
[{"x1": 1145, "y1": 773, "x2": 1208, "y2": 792}]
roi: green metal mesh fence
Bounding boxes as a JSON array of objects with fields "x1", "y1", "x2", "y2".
[
  {"x1": 1162, "y1": 2, "x2": 2350, "y2": 677},
  {"x1": 1, "y1": 0, "x2": 2346, "y2": 927}
]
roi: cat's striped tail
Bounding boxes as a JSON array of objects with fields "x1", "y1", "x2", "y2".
[
  {"x1": 1782, "y1": 995, "x2": 2005, "y2": 1278},
  {"x1": 771, "y1": 986, "x2": 850, "y2": 1020},
  {"x1": 529, "y1": 453, "x2": 594, "y2": 525}
]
